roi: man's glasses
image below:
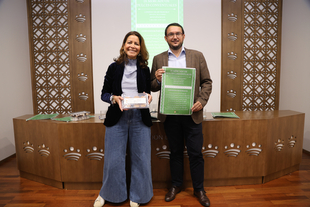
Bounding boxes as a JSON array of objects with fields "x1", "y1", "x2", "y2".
[{"x1": 166, "y1": 32, "x2": 183, "y2": 38}]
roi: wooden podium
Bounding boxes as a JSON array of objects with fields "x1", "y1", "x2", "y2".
[{"x1": 13, "y1": 110, "x2": 305, "y2": 189}]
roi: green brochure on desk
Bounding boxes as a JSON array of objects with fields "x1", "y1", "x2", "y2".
[
  {"x1": 211, "y1": 112, "x2": 239, "y2": 118},
  {"x1": 160, "y1": 67, "x2": 196, "y2": 115},
  {"x1": 52, "y1": 116, "x2": 72, "y2": 122},
  {"x1": 26, "y1": 113, "x2": 59, "y2": 121},
  {"x1": 52, "y1": 115, "x2": 95, "y2": 122}
]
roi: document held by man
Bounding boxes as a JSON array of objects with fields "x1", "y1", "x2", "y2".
[{"x1": 160, "y1": 67, "x2": 196, "y2": 115}]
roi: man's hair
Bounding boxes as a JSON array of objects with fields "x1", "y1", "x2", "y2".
[{"x1": 165, "y1": 23, "x2": 185, "y2": 36}]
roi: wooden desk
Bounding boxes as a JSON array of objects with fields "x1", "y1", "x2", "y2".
[{"x1": 13, "y1": 110, "x2": 305, "y2": 189}]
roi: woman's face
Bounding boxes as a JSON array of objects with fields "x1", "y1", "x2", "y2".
[{"x1": 124, "y1": 35, "x2": 141, "y2": 59}]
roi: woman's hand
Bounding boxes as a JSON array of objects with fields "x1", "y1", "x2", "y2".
[
  {"x1": 146, "y1": 93, "x2": 152, "y2": 104},
  {"x1": 143, "y1": 92, "x2": 152, "y2": 105},
  {"x1": 113, "y1": 95, "x2": 124, "y2": 111}
]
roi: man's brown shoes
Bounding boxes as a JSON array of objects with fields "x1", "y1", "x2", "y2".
[
  {"x1": 165, "y1": 187, "x2": 210, "y2": 207},
  {"x1": 194, "y1": 190, "x2": 210, "y2": 207},
  {"x1": 165, "y1": 186, "x2": 182, "y2": 202}
]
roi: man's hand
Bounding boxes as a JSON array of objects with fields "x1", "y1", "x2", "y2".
[
  {"x1": 155, "y1": 68, "x2": 165, "y2": 82},
  {"x1": 191, "y1": 101, "x2": 203, "y2": 112}
]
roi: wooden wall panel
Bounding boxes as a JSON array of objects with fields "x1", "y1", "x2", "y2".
[
  {"x1": 221, "y1": 0, "x2": 243, "y2": 111},
  {"x1": 221, "y1": 0, "x2": 282, "y2": 111},
  {"x1": 27, "y1": 0, "x2": 94, "y2": 114},
  {"x1": 68, "y1": 0, "x2": 94, "y2": 113}
]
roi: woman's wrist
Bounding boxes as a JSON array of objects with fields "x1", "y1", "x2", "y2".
[{"x1": 110, "y1": 95, "x2": 116, "y2": 104}]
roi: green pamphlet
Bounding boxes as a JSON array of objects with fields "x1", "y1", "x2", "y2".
[
  {"x1": 211, "y1": 112, "x2": 239, "y2": 118},
  {"x1": 26, "y1": 113, "x2": 59, "y2": 121},
  {"x1": 52, "y1": 116, "x2": 72, "y2": 122},
  {"x1": 52, "y1": 115, "x2": 95, "y2": 122},
  {"x1": 160, "y1": 67, "x2": 196, "y2": 115}
]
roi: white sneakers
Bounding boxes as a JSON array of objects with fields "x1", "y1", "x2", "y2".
[
  {"x1": 93, "y1": 195, "x2": 105, "y2": 207},
  {"x1": 130, "y1": 200, "x2": 140, "y2": 207},
  {"x1": 93, "y1": 195, "x2": 139, "y2": 207}
]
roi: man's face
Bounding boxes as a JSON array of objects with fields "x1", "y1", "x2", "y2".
[{"x1": 165, "y1": 26, "x2": 185, "y2": 51}]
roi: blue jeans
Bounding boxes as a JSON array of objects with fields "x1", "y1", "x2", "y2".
[{"x1": 99, "y1": 109, "x2": 153, "y2": 203}]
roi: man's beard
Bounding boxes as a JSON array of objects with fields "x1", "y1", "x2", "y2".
[{"x1": 168, "y1": 41, "x2": 183, "y2": 50}]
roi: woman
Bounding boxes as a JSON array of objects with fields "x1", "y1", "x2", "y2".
[{"x1": 93, "y1": 31, "x2": 153, "y2": 207}]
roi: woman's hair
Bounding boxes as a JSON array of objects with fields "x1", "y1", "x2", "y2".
[{"x1": 114, "y1": 31, "x2": 149, "y2": 68}]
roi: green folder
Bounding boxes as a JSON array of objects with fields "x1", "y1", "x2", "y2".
[
  {"x1": 52, "y1": 116, "x2": 72, "y2": 122},
  {"x1": 26, "y1": 113, "x2": 59, "y2": 121},
  {"x1": 211, "y1": 112, "x2": 239, "y2": 118}
]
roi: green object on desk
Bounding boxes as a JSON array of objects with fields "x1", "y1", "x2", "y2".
[
  {"x1": 26, "y1": 113, "x2": 59, "y2": 121},
  {"x1": 53, "y1": 115, "x2": 95, "y2": 122},
  {"x1": 211, "y1": 112, "x2": 239, "y2": 118},
  {"x1": 52, "y1": 116, "x2": 72, "y2": 122}
]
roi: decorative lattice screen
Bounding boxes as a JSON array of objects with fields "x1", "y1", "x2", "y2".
[
  {"x1": 221, "y1": 0, "x2": 282, "y2": 111},
  {"x1": 27, "y1": 0, "x2": 94, "y2": 114}
]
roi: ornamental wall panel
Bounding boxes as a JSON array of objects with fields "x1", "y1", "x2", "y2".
[
  {"x1": 27, "y1": 0, "x2": 94, "y2": 114},
  {"x1": 221, "y1": 0, "x2": 282, "y2": 111}
]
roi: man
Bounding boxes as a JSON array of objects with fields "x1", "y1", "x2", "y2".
[{"x1": 150, "y1": 23, "x2": 212, "y2": 207}]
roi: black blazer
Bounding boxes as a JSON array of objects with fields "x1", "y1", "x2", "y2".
[{"x1": 101, "y1": 61, "x2": 152, "y2": 127}]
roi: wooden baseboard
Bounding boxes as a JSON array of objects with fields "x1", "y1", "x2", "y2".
[
  {"x1": 0, "y1": 153, "x2": 16, "y2": 165},
  {"x1": 303, "y1": 149, "x2": 310, "y2": 156},
  {"x1": 263, "y1": 165, "x2": 300, "y2": 183},
  {"x1": 20, "y1": 171, "x2": 63, "y2": 189}
]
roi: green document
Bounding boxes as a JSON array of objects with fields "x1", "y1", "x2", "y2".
[
  {"x1": 160, "y1": 67, "x2": 196, "y2": 115},
  {"x1": 26, "y1": 113, "x2": 59, "y2": 121},
  {"x1": 52, "y1": 116, "x2": 72, "y2": 122},
  {"x1": 211, "y1": 112, "x2": 239, "y2": 119}
]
